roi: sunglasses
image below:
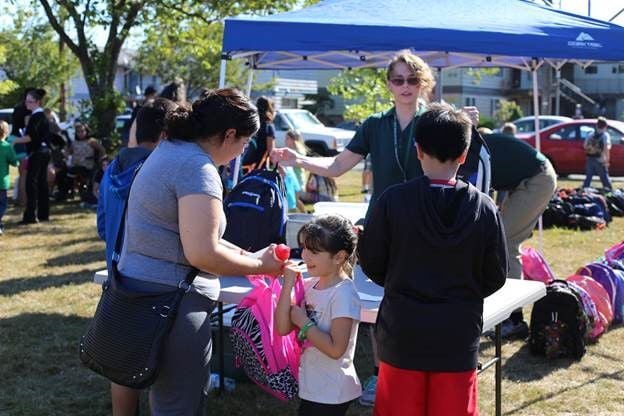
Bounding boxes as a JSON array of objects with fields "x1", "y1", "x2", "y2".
[{"x1": 389, "y1": 77, "x2": 420, "y2": 87}]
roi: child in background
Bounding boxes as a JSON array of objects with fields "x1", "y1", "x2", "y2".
[
  {"x1": 276, "y1": 215, "x2": 362, "y2": 416},
  {"x1": 0, "y1": 121, "x2": 19, "y2": 234},
  {"x1": 358, "y1": 103, "x2": 507, "y2": 416},
  {"x1": 285, "y1": 129, "x2": 308, "y2": 188},
  {"x1": 282, "y1": 165, "x2": 302, "y2": 211}
]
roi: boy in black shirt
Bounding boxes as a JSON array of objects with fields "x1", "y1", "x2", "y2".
[{"x1": 358, "y1": 103, "x2": 507, "y2": 416}]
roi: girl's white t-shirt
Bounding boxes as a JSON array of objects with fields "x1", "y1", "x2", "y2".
[{"x1": 298, "y1": 277, "x2": 362, "y2": 404}]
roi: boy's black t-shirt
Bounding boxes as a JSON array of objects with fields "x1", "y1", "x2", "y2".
[{"x1": 358, "y1": 176, "x2": 508, "y2": 372}]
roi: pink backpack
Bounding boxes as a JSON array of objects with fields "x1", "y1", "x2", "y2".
[
  {"x1": 566, "y1": 280, "x2": 603, "y2": 342},
  {"x1": 521, "y1": 247, "x2": 555, "y2": 284},
  {"x1": 568, "y1": 274, "x2": 613, "y2": 332},
  {"x1": 230, "y1": 275, "x2": 304, "y2": 401}
]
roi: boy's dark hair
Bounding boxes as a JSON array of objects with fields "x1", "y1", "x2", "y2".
[
  {"x1": 144, "y1": 85, "x2": 157, "y2": 97},
  {"x1": 297, "y1": 215, "x2": 358, "y2": 277},
  {"x1": 136, "y1": 98, "x2": 178, "y2": 144},
  {"x1": 414, "y1": 102, "x2": 472, "y2": 163},
  {"x1": 27, "y1": 88, "x2": 47, "y2": 102}
]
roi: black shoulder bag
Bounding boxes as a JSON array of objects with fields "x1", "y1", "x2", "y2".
[{"x1": 79, "y1": 163, "x2": 198, "y2": 388}]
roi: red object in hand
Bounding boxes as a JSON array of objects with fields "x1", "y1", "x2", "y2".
[{"x1": 274, "y1": 244, "x2": 291, "y2": 262}]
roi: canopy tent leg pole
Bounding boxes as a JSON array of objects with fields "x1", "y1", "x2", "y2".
[
  {"x1": 245, "y1": 68, "x2": 254, "y2": 97},
  {"x1": 555, "y1": 68, "x2": 561, "y2": 116},
  {"x1": 218, "y1": 57, "x2": 227, "y2": 88},
  {"x1": 231, "y1": 68, "x2": 255, "y2": 187},
  {"x1": 532, "y1": 63, "x2": 544, "y2": 252},
  {"x1": 436, "y1": 67, "x2": 443, "y2": 102}
]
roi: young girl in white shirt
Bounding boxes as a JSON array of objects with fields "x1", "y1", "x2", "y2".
[{"x1": 276, "y1": 215, "x2": 362, "y2": 416}]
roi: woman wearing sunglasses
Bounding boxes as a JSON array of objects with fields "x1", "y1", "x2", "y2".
[
  {"x1": 271, "y1": 50, "x2": 478, "y2": 219},
  {"x1": 271, "y1": 50, "x2": 480, "y2": 406}
]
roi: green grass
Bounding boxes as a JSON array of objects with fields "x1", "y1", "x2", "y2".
[{"x1": 1, "y1": 170, "x2": 623, "y2": 415}]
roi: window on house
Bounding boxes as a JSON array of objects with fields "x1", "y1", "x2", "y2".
[
  {"x1": 584, "y1": 66, "x2": 598, "y2": 74},
  {"x1": 618, "y1": 64, "x2": 624, "y2": 73},
  {"x1": 465, "y1": 97, "x2": 476, "y2": 107}
]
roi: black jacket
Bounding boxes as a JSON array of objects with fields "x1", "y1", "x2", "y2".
[{"x1": 358, "y1": 176, "x2": 507, "y2": 371}]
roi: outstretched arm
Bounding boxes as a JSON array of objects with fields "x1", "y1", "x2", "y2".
[{"x1": 271, "y1": 148, "x2": 363, "y2": 178}]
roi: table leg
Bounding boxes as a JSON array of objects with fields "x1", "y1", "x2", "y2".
[
  {"x1": 218, "y1": 301, "x2": 225, "y2": 396},
  {"x1": 495, "y1": 322, "x2": 502, "y2": 416}
]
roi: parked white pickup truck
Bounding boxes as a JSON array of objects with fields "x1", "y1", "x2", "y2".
[{"x1": 273, "y1": 109, "x2": 356, "y2": 156}]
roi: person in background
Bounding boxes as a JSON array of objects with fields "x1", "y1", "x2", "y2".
[
  {"x1": 358, "y1": 103, "x2": 507, "y2": 416},
  {"x1": 242, "y1": 96, "x2": 276, "y2": 170},
  {"x1": 125, "y1": 85, "x2": 158, "y2": 148},
  {"x1": 65, "y1": 122, "x2": 106, "y2": 203},
  {"x1": 276, "y1": 215, "x2": 361, "y2": 416},
  {"x1": 128, "y1": 80, "x2": 187, "y2": 148},
  {"x1": 285, "y1": 129, "x2": 308, "y2": 188},
  {"x1": 482, "y1": 127, "x2": 557, "y2": 339},
  {"x1": 97, "y1": 97, "x2": 179, "y2": 416},
  {"x1": 272, "y1": 50, "x2": 479, "y2": 406},
  {"x1": 582, "y1": 117, "x2": 612, "y2": 191},
  {"x1": 117, "y1": 88, "x2": 284, "y2": 414},
  {"x1": 0, "y1": 121, "x2": 19, "y2": 235},
  {"x1": 10, "y1": 88, "x2": 34, "y2": 207},
  {"x1": 11, "y1": 88, "x2": 52, "y2": 224}
]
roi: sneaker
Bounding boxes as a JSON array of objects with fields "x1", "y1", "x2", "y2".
[{"x1": 358, "y1": 375, "x2": 377, "y2": 407}]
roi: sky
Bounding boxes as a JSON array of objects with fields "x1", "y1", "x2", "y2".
[{"x1": 1, "y1": 0, "x2": 623, "y2": 49}]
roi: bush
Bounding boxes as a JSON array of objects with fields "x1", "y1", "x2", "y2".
[{"x1": 496, "y1": 100, "x2": 523, "y2": 124}]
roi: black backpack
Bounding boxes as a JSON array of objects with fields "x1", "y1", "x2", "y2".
[
  {"x1": 457, "y1": 128, "x2": 491, "y2": 193},
  {"x1": 529, "y1": 280, "x2": 588, "y2": 360},
  {"x1": 222, "y1": 168, "x2": 288, "y2": 252}
]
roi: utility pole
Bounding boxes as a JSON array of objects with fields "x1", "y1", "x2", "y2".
[{"x1": 588, "y1": 0, "x2": 591, "y2": 16}]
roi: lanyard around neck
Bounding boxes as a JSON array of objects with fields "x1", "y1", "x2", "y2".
[{"x1": 393, "y1": 113, "x2": 415, "y2": 182}]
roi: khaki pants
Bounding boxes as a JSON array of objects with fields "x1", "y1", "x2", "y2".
[{"x1": 500, "y1": 160, "x2": 557, "y2": 280}]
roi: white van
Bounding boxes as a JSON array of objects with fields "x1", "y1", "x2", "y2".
[{"x1": 273, "y1": 109, "x2": 355, "y2": 156}]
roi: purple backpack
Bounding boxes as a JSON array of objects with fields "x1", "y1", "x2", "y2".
[{"x1": 577, "y1": 263, "x2": 624, "y2": 323}]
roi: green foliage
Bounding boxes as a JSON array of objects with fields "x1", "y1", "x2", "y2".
[
  {"x1": 0, "y1": 10, "x2": 78, "y2": 110},
  {"x1": 466, "y1": 67, "x2": 501, "y2": 84},
  {"x1": 496, "y1": 99, "x2": 524, "y2": 123},
  {"x1": 0, "y1": 44, "x2": 18, "y2": 96},
  {"x1": 327, "y1": 68, "x2": 392, "y2": 122},
  {"x1": 478, "y1": 115, "x2": 496, "y2": 129},
  {"x1": 135, "y1": 0, "x2": 305, "y2": 96}
]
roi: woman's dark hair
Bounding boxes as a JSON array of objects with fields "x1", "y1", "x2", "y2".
[
  {"x1": 27, "y1": 88, "x2": 47, "y2": 102},
  {"x1": 74, "y1": 122, "x2": 92, "y2": 139},
  {"x1": 166, "y1": 88, "x2": 259, "y2": 143},
  {"x1": 297, "y1": 215, "x2": 358, "y2": 277},
  {"x1": 159, "y1": 79, "x2": 186, "y2": 103},
  {"x1": 256, "y1": 96, "x2": 275, "y2": 123}
]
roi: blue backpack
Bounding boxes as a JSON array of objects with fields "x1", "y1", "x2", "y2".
[{"x1": 223, "y1": 168, "x2": 288, "y2": 252}]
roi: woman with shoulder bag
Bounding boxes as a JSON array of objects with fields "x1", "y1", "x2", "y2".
[{"x1": 117, "y1": 88, "x2": 285, "y2": 414}]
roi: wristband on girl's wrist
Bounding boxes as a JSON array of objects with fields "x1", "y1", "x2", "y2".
[{"x1": 298, "y1": 320, "x2": 315, "y2": 341}]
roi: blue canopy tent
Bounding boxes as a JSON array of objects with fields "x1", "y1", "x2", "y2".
[
  {"x1": 220, "y1": 0, "x2": 624, "y2": 178},
  {"x1": 221, "y1": 0, "x2": 624, "y2": 249}
]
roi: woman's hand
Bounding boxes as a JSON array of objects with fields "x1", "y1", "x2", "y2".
[
  {"x1": 461, "y1": 106, "x2": 480, "y2": 126},
  {"x1": 258, "y1": 244, "x2": 285, "y2": 275},
  {"x1": 290, "y1": 304, "x2": 309, "y2": 328},
  {"x1": 270, "y1": 148, "x2": 298, "y2": 167}
]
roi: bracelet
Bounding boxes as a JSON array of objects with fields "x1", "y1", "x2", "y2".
[{"x1": 297, "y1": 321, "x2": 316, "y2": 341}]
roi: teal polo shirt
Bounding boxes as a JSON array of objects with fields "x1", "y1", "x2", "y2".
[
  {"x1": 0, "y1": 140, "x2": 18, "y2": 191},
  {"x1": 483, "y1": 133, "x2": 547, "y2": 191},
  {"x1": 346, "y1": 106, "x2": 426, "y2": 218}
]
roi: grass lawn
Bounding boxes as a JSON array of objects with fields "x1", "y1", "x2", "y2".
[{"x1": 1, "y1": 170, "x2": 623, "y2": 415}]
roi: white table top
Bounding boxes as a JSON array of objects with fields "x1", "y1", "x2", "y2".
[{"x1": 94, "y1": 266, "x2": 545, "y2": 331}]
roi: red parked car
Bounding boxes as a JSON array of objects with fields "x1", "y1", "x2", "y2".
[{"x1": 521, "y1": 119, "x2": 624, "y2": 176}]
